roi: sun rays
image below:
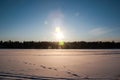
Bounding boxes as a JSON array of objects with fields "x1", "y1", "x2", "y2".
[
  {"x1": 55, "y1": 27, "x2": 64, "y2": 41},
  {"x1": 54, "y1": 27, "x2": 64, "y2": 46}
]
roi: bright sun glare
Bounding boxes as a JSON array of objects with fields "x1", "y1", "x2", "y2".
[{"x1": 55, "y1": 27, "x2": 64, "y2": 41}]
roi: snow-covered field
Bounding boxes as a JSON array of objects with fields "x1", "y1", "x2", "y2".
[{"x1": 0, "y1": 49, "x2": 120, "y2": 80}]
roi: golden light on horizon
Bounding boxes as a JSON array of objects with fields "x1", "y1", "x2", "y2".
[{"x1": 59, "y1": 41, "x2": 64, "y2": 46}]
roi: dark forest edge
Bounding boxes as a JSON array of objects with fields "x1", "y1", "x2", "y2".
[{"x1": 0, "y1": 40, "x2": 120, "y2": 49}]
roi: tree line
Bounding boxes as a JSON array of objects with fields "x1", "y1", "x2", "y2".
[{"x1": 0, "y1": 40, "x2": 120, "y2": 49}]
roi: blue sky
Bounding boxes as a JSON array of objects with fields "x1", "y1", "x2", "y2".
[{"x1": 0, "y1": 0, "x2": 120, "y2": 41}]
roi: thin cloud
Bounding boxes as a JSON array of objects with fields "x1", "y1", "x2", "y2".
[{"x1": 89, "y1": 27, "x2": 110, "y2": 36}]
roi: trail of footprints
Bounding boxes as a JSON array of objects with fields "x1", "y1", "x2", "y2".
[
  {"x1": 2, "y1": 59, "x2": 120, "y2": 79},
  {"x1": 24, "y1": 61, "x2": 80, "y2": 77},
  {"x1": 0, "y1": 59, "x2": 119, "y2": 80},
  {"x1": 23, "y1": 61, "x2": 58, "y2": 71},
  {"x1": 7, "y1": 59, "x2": 82, "y2": 78}
]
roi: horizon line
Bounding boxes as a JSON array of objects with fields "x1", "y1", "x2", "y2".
[{"x1": 0, "y1": 40, "x2": 120, "y2": 42}]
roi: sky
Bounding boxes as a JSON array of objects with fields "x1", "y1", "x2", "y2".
[{"x1": 0, "y1": 0, "x2": 120, "y2": 41}]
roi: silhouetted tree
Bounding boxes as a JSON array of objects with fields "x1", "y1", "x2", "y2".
[{"x1": 0, "y1": 40, "x2": 120, "y2": 49}]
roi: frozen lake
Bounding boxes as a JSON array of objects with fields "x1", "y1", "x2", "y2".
[{"x1": 0, "y1": 49, "x2": 120, "y2": 80}]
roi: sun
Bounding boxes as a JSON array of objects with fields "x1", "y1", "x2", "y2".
[
  {"x1": 55, "y1": 32, "x2": 64, "y2": 40},
  {"x1": 55, "y1": 27, "x2": 64, "y2": 41}
]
